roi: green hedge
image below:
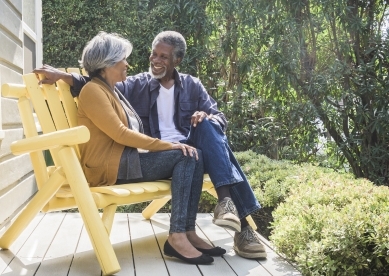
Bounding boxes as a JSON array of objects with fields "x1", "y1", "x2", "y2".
[
  {"x1": 233, "y1": 151, "x2": 389, "y2": 275},
  {"x1": 267, "y1": 166, "x2": 389, "y2": 275}
]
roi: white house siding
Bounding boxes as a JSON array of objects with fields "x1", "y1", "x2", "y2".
[{"x1": 0, "y1": 0, "x2": 42, "y2": 229}]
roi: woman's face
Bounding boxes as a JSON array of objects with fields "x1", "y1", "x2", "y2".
[{"x1": 106, "y1": 58, "x2": 128, "y2": 82}]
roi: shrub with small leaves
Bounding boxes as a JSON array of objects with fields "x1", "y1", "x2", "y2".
[
  {"x1": 271, "y1": 173, "x2": 389, "y2": 275},
  {"x1": 236, "y1": 151, "x2": 307, "y2": 207}
]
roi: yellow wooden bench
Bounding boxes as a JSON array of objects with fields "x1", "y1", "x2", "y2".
[{"x1": 0, "y1": 70, "x2": 255, "y2": 275}]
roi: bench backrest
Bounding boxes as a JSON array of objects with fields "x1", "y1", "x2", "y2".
[{"x1": 2, "y1": 71, "x2": 83, "y2": 189}]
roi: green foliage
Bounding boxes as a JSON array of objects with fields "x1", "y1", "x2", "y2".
[
  {"x1": 42, "y1": 0, "x2": 210, "y2": 75},
  {"x1": 247, "y1": 1, "x2": 389, "y2": 185},
  {"x1": 204, "y1": 0, "x2": 389, "y2": 185},
  {"x1": 236, "y1": 151, "x2": 389, "y2": 275},
  {"x1": 236, "y1": 151, "x2": 328, "y2": 207},
  {"x1": 197, "y1": 191, "x2": 218, "y2": 213},
  {"x1": 115, "y1": 192, "x2": 217, "y2": 213},
  {"x1": 236, "y1": 151, "x2": 294, "y2": 206},
  {"x1": 116, "y1": 202, "x2": 152, "y2": 213},
  {"x1": 271, "y1": 171, "x2": 389, "y2": 275},
  {"x1": 237, "y1": 150, "x2": 389, "y2": 275},
  {"x1": 42, "y1": 0, "x2": 389, "y2": 184}
]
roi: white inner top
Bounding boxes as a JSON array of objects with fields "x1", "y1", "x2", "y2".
[{"x1": 157, "y1": 85, "x2": 186, "y2": 142}]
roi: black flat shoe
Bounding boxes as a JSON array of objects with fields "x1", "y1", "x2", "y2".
[
  {"x1": 163, "y1": 240, "x2": 214, "y2": 264},
  {"x1": 195, "y1": 246, "x2": 226, "y2": 256}
]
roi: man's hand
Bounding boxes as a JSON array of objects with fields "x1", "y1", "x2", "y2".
[
  {"x1": 33, "y1": 65, "x2": 73, "y2": 86},
  {"x1": 191, "y1": 111, "x2": 213, "y2": 127}
]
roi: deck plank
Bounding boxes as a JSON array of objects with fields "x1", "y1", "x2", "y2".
[
  {"x1": 252, "y1": 250, "x2": 301, "y2": 276},
  {"x1": 35, "y1": 213, "x2": 84, "y2": 276},
  {"x1": 196, "y1": 213, "x2": 272, "y2": 276},
  {"x1": 194, "y1": 216, "x2": 238, "y2": 276},
  {"x1": 2, "y1": 213, "x2": 64, "y2": 276},
  {"x1": 109, "y1": 213, "x2": 134, "y2": 276},
  {"x1": 128, "y1": 213, "x2": 168, "y2": 276},
  {"x1": 205, "y1": 213, "x2": 300, "y2": 276},
  {"x1": 68, "y1": 218, "x2": 102, "y2": 276},
  {"x1": 0, "y1": 213, "x2": 45, "y2": 275},
  {"x1": 253, "y1": 231, "x2": 301, "y2": 275},
  {"x1": 150, "y1": 213, "x2": 202, "y2": 276},
  {"x1": 0, "y1": 213, "x2": 301, "y2": 276}
]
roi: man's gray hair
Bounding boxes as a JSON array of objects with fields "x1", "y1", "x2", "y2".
[
  {"x1": 152, "y1": 31, "x2": 187, "y2": 62},
  {"x1": 80, "y1": 31, "x2": 132, "y2": 77}
]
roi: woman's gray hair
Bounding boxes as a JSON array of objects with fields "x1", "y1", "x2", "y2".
[
  {"x1": 80, "y1": 31, "x2": 132, "y2": 77},
  {"x1": 152, "y1": 31, "x2": 186, "y2": 62}
]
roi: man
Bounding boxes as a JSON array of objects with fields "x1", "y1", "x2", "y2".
[{"x1": 34, "y1": 31, "x2": 267, "y2": 259}]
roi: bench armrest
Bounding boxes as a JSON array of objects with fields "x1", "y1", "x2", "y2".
[{"x1": 11, "y1": 126, "x2": 90, "y2": 155}]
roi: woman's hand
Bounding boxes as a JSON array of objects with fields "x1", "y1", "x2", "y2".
[{"x1": 171, "y1": 143, "x2": 199, "y2": 160}]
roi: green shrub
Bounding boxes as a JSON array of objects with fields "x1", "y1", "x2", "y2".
[
  {"x1": 117, "y1": 202, "x2": 152, "y2": 213},
  {"x1": 235, "y1": 151, "x2": 389, "y2": 274},
  {"x1": 197, "y1": 191, "x2": 218, "y2": 213},
  {"x1": 270, "y1": 171, "x2": 389, "y2": 275},
  {"x1": 236, "y1": 151, "x2": 302, "y2": 207}
]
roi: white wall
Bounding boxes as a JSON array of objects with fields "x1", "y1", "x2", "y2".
[{"x1": 0, "y1": 0, "x2": 42, "y2": 229}]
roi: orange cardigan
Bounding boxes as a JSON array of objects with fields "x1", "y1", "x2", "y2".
[{"x1": 77, "y1": 78, "x2": 172, "y2": 186}]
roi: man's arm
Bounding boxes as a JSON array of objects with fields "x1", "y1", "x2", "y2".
[
  {"x1": 33, "y1": 65, "x2": 90, "y2": 97},
  {"x1": 33, "y1": 65, "x2": 73, "y2": 85},
  {"x1": 191, "y1": 80, "x2": 228, "y2": 130}
]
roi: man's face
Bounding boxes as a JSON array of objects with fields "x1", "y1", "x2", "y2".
[{"x1": 149, "y1": 41, "x2": 179, "y2": 80}]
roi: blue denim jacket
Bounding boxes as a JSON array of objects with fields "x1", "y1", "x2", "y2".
[{"x1": 71, "y1": 69, "x2": 227, "y2": 138}]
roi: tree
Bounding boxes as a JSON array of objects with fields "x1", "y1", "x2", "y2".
[
  {"x1": 42, "y1": 0, "x2": 210, "y2": 75},
  {"x1": 42, "y1": 0, "x2": 389, "y2": 184},
  {"x1": 250, "y1": 0, "x2": 389, "y2": 184}
]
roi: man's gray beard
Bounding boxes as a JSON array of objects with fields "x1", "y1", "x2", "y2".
[{"x1": 149, "y1": 66, "x2": 166, "y2": 79}]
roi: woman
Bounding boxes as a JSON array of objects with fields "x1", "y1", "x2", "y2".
[{"x1": 77, "y1": 32, "x2": 225, "y2": 265}]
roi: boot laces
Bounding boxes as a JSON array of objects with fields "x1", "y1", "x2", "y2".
[
  {"x1": 221, "y1": 198, "x2": 236, "y2": 213},
  {"x1": 241, "y1": 227, "x2": 261, "y2": 243}
]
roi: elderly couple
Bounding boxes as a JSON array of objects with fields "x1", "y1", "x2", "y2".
[{"x1": 34, "y1": 31, "x2": 266, "y2": 265}]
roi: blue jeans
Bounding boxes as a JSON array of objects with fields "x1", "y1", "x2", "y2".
[
  {"x1": 185, "y1": 118, "x2": 261, "y2": 219},
  {"x1": 116, "y1": 150, "x2": 204, "y2": 233}
]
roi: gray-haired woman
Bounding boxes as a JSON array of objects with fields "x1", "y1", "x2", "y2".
[{"x1": 76, "y1": 32, "x2": 225, "y2": 265}]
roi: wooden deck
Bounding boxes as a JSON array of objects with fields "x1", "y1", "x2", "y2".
[{"x1": 0, "y1": 213, "x2": 301, "y2": 275}]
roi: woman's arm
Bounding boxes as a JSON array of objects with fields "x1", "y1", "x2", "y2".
[
  {"x1": 78, "y1": 82, "x2": 199, "y2": 159},
  {"x1": 33, "y1": 65, "x2": 74, "y2": 86},
  {"x1": 78, "y1": 83, "x2": 171, "y2": 151}
]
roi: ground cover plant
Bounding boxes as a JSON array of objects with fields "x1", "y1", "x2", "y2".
[
  {"x1": 235, "y1": 151, "x2": 389, "y2": 275},
  {"x1": 270, "y1": 171, "x2": 389, "y2": 275}
]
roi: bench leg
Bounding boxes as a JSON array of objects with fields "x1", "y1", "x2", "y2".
[
  {"x1": 102, "y1": 204, "x2": 117, "y2": 235},
  {"x1": 59, "y1": 147, "x2": 120, "y2": 275},
  {"x1": 246, "y1": 215, "x2": 257, "y2": 230},
  {"x1": 142, "y1": 197, "x2": 171, "y2": 219}
]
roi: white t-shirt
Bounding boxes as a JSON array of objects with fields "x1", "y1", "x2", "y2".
[{"x1": 157, "y1": 85, "x2": 186, "y2": 142}]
